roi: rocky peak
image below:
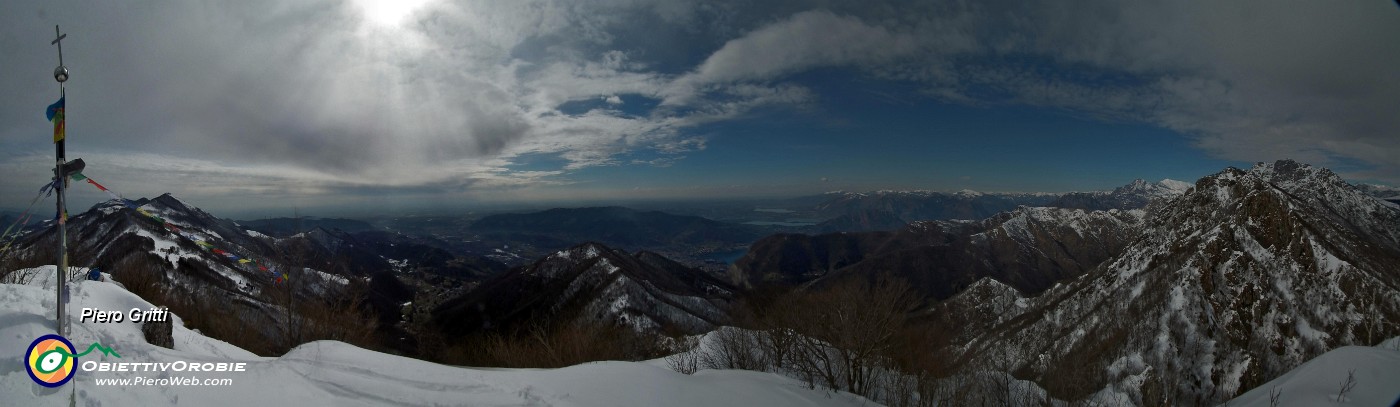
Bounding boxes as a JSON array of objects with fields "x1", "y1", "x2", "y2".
[
  {"x1": 955, "y1": 160, "x2": 1400, "y2": 404},
  {"x1": 1248, "y1": 159, "x2": 1346, "y2": 191}
]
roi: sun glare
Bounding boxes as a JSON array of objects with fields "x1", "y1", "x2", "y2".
[{"x1": 354, "y1": 0, "x2": 431, "y2": 27}]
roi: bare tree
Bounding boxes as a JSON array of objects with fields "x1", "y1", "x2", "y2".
[
  {"x1": 700, "y1": 327, "x2": 767, "y2": 371},
  {"x1": 763, "y1": 275, "x2": 918, "y2": 396}
]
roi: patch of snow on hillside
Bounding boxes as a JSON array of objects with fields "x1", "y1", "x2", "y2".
[
  {"x1": 131, "y1": 227, "x2": 181, "y2": 255},
  {"x1": 599, "y1": 258, "x2": 620, "y2": 275},
  {"x1": 310, "y1": 268, "x2": 349, "y2": 286}
]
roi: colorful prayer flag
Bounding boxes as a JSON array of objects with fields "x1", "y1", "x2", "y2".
[{"x1": 46, "y1": 97, "x2": 65, "y2": 142}]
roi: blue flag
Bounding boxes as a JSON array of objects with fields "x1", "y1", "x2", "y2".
[{"x1": 46, "y1": 97, "x2": 64, "y2": 121}]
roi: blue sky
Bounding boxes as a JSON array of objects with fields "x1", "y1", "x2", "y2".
[{"x1": 1, "y1": 1, "x2": 1397, "y2": 216}]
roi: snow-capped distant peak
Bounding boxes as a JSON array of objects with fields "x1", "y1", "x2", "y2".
[
  {"x1": 955, "y1": 189, "x2": 983, "y2": 197},
  {"x1": 1157, "y1": 179, "x2": 1192, "y2": 192}
]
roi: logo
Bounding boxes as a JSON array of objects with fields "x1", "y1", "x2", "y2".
[{"x1": 24, "y1": 334, "x2": 120, "y2": 387}]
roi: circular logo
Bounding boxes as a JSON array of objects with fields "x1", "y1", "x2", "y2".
[{"x1": 26, "y1": 334, "x2": 76, "y2": 388}]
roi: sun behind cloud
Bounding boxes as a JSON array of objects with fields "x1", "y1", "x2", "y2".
[{"x1": 351, "y1": 0, "x2": 431, "y2": 27}]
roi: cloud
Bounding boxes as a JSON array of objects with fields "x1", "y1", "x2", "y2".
[
  {"x1": 2, "y1": 0, "x2": 1396, "y2": 213},
  {"x1": 888, "y1": 0, "x2": 1400, "y2": 182},
  {"x1": 668, "y1": 1, "x2": 1400, "y2": 184},
  {"x1": 0, "y1": 0, "x2": 816, "y2": 207},
  {"x1": 689, "y1": 10, "x2": 917, "y2": 82}
]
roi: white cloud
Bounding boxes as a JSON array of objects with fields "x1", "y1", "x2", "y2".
[
  {"x1": 662, "y1": 10, "x2": 920, "y2": 105},
  {"x1": 2, "y1": 0, "x2": 1397, "y2": 212}
]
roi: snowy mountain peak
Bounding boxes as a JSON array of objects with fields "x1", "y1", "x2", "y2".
[
  {"x1": 1248, "y1": 159, "x2": 1347, "y2": 191},
  {"x1": 1110, "y1": 178, "x2": 1191, "y2": 199},
  {"x1": 1157, "y1": 178, "x2": 1192, "y2": 192},
  {"x1": 551, "y1": 241, "x2": 612, "y2": 262},
  {"x1": 960, "y1": 160, "x2": 1400, "y2": 404}
]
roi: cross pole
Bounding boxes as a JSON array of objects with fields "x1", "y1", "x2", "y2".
[{"x1": 51, "y1": 24, "x2": 69, "y2": 337}]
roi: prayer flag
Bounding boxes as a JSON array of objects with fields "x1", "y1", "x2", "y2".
[{"x1": 46, "y1": 97, "x2": 65, "y2": 142}]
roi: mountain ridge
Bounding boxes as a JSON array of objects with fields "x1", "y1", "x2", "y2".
[{"x1": 951, "y1": 160, "x2": 1400, "y2": 404}]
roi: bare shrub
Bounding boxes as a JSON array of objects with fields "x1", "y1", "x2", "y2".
[
  {"x1": 111, "y1": 254, "x2": 164, "y2": 302},
  {"x1": 294, "y1": 280, "x2": 380, "y2": 349},
  {"x1": 1335, "y1": 368, "x2": 1356, "y2": 404},
  {"x1": 451, "y1": 318, "x2": 668, "y2": 369},
  {"x1": 699, "y1": 327, "x2": 767, "y2": 371},
  {"x1": 665, "y1": 338, "x2": 701, "y2": 375},
  {"x1": 757, "y1": 275, "x2": 919, "y2": 398}
]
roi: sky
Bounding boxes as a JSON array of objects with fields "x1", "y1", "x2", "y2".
[{"x1": 1, "y1": 0, "x2": 1398, "y2": 217}]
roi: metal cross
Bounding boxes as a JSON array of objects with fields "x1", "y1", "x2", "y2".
[{"x1": 51, "y1": 25, "x2": 66, "y2": 66}]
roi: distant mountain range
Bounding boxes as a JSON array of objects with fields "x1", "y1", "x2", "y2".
[
  {"x1": 433, "y1": 242, "x2": 737, "y2": 338},
  {"x1": 805, "y1": 190, "x2": 1059, "y2": 231},
  {"x1": 1048, "y1": 178, "x2": 1193, "y2": 211},
  {"x1": 463, "y1": 206, "x2": 769, "y2": 267},
  {"x1": 731, "y1": 178, "x2": 1197, "y2": 297},
  {"x1": 785, "y1": 180, "x2": 1187, "y2": 233},
  {"x1": 731, "y1": 206, "x2": 1145, "y2": 302},
  {"x1": 238, "y1": 217, "x2": 375, "y2": 236},
  {"x1": 469, "y1": 206, "x2": 766, "y2": 247},
  {"x1": 1355, "y1": 183, "x2": 1400, "y2": 205}
]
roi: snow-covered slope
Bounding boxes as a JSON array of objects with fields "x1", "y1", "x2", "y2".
[
  {"x1": 0, "y1": 266, "x2": 872, "y2": 407},
  {"x1": 958, "y1": 160, "x2": 1400, "y2": 404},
  {"x1": 1223, "y1": 342, "x2": 1400, "y2": 407}
]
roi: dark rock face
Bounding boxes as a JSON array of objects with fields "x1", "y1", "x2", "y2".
[{"x1": 141, "y1": 310, "x2": 173, "y2": 349}]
